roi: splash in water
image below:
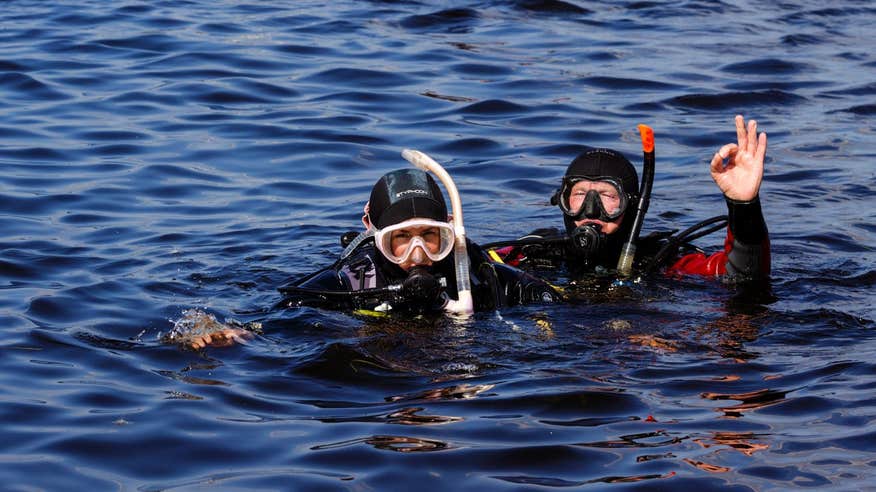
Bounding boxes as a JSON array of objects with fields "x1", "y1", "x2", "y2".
[{"x1": 162, "y1": 308, "x2": 261, "y2": 349}]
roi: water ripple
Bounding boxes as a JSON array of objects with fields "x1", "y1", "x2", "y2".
[
  {"x1": 666, "y1": 89, "x2": 806, "y2": 110},
  {"x1": 0, "y1": 72, "x2": 70, "y2": 101}
]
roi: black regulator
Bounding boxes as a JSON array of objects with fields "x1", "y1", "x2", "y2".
[
  {"x1": 571, "y1": 223, "x2": 606, "y2": 257},
  {"x1": 400, "y1": 266, "x2": 443, "y2": 306}
]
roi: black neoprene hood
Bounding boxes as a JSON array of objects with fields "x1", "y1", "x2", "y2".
[
  {"x1": 564, "y1": 148, "x2": 639, "y2": 198},
  {"x1": 559, "y1": 148, "x2": 640, "y2": 237},
  {"x1": 368, "y1": 169, "x2": 448, "y2": 229}
]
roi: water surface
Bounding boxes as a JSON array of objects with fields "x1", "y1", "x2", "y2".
[{"x1": 1, "y1": 1, "x2": 875, "y2": 490}]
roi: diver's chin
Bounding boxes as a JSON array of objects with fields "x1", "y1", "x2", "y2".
[
  {"x1": 574, "y1": 219, "x2": 605, "y2": 231},
  {"x1": 401, "y1": 260, "x2": 433, "y2": 272},
  {"x1": 574, "y1": 218, "x2": 623, "y2": 236}
]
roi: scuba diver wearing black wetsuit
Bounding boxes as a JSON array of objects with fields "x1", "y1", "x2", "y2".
[
  {"x1": 487, "y1": 116, "x2": 770, "y2": 282},
  {"x1": 279, "y1": 168, "x2": 560, "y2": 313}
]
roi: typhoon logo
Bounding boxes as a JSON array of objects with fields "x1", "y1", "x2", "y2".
[{"x1": 396, "y1": 188, "x2": 428, "y2": 198}]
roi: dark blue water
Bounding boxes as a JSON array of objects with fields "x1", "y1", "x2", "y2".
[{"x1": 2, "y1": 1, "x2": 874, "y2": 490}]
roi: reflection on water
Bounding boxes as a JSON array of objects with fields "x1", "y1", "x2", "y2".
[
  {"x1": 494, "y1": 471, "x2": 676, "y2": 487},
  {"x1": 576, "y1": 430, "x2": 685, "y2": 449},
  {"x1": 312, "y1": 435, "x2": 451, "y2": 453},
  {"x1": 684, "y1": 458, "x2": 732, "y2": 474},
  {"x1": 695, "y1": 432, "x2": 770, "y2": 457},
  {"x1": 703, "y1": 388, "x2": 789, "y2": 417},
  {"x1": 319, "y1": 406, "x2": 463, "y2": 426},
  {"x1": 387, "y1": 383, "x2": 495, "y2": 402}
]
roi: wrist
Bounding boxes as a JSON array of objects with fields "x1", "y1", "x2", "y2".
[
  {"x1": 724, "y1": 194, "x2": 759, "y2": 205},
  {"x1": 725, "y1": 195, "x2": 768, "y2": 244}
]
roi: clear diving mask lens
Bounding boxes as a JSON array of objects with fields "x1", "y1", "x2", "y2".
[
  {"x1": 554, "y1": 176, "x2": 629, "y2": 222},
  {"x1": 374, "y1": 218, "x2": 455, "y2": 265}
]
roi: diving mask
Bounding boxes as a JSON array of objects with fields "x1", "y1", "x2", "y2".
[
  {"x1": 553, "y1": 176, "x2": 630, "y2": 222},
  {"x1": 374, "y1": 218, "x2": 455, "y2": 265}
]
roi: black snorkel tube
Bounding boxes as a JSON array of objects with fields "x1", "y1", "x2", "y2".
[{"x1": 616, "y1": 124, "x2": 655, "y2": 277}]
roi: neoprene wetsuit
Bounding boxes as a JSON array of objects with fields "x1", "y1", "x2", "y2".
[
  {"x1": 278, "y1": 238, "x2": 561, "y2": 313},
  {"x1": 491, "y1": 196, "x2": 770, "y2": 281}
]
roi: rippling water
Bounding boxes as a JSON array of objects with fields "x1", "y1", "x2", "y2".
[{"x1": 2, "y1": 1, "x2": 875, "y2": 490}]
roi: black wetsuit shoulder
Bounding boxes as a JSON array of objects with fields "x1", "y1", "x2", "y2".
[
  {"x1": 490, "y1": 227, "x2": 689, "y2": 277},
  {"x1": 467, "y1": 241, "x2": 562, "y2": 309},
  {"x1": 278, "y1": 239, "x2": 559, "y2": 312}
]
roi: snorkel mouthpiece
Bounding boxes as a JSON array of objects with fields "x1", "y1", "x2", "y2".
[{"x1": 401, "y1": 149, "x2": 474, "y2": 316}]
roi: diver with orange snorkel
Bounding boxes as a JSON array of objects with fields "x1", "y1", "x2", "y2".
[{"x1": 485, "y1": 115, "x2": 770, "y2": 282}]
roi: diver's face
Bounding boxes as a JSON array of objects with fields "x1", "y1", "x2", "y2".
[
  {"x1": 390, "y1": 224, "x2": 443, "y2": 271},
  {"x1": 569, "y1": 180, "x2": 623, "y2": 234}
]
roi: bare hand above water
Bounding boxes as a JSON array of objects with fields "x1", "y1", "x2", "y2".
[{"x1": 710, "y1": 114, "x2": 767, "y2": 202}]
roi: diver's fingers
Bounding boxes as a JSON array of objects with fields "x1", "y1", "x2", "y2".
[
  {"x1": 735, "y1": 115, "x2": 746, "y2": 149},
  {"x1": 230, "y1": 332, "x2": 250, "y2": 345},
  {"x1": 710, "y1": 152, "x2": 721, "y2": 173},
  {"x1": 719, "y1": 142, "x2": 738, "y2": 160},
  {"x1": 746, "y1": 119, "x2": 758, "y2": 153},
  {"x1": 755, "y1": 131, "x2": 767, "y2": 164},
  {"x1": 187, "y1": 329, "x2": 251, "y2": 349},
  {"x1": 230, "y1": 328, "x2": 253, "y2": 344},
  {"x1": 711, "y1": 143, "x2": 738, "y2": 172}
]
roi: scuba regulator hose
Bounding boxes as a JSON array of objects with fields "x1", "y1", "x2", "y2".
[
  {"x1": 278, "y1": 265, "x2": 445, "y2": 313},
  {"x1": 616, "y1": 124, "x2": 656, "y2": 277},
  {"x1": 642, "y1": 214, "x2": 729, "y2": 274},
  {"x1": 401, "y1": 149, "x2": 474, "y2": 316}
]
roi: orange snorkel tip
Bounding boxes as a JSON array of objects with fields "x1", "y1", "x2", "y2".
[{"x1": 638, "y1": 124, "x2": 654, "y2": 153}]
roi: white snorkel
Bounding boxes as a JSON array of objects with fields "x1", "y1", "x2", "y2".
[{"x1": 401, "y1": 149, "x2": 474, "y2": 316}]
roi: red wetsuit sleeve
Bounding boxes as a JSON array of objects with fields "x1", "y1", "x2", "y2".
[
  {"x1": 666, "y1": 230, "x2": 734, "y2": 276},
  {"x1": 666, "y1": 196, "x2": 770, "y2": 279}
]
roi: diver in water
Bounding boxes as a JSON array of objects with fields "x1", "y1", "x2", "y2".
[
  {"x1": 183, "y1": 161, "x2": 560, "y2": 349},
  {"x1": 488, "y1": 115, "x2": 770, "y2": 281},
  {"x1": 277, "y1": 167, "x2": 560, "y2": 314}
]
